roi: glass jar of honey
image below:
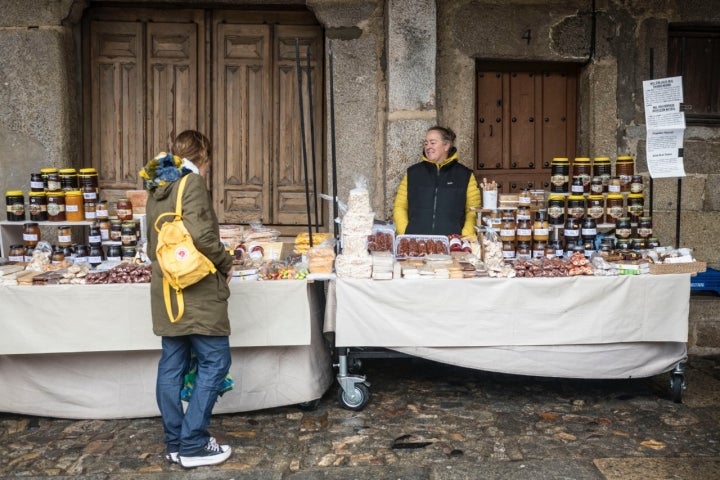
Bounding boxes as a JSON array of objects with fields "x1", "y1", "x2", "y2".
[
  {"x1": 572, "y1": 157, "x2": 592, "y2": 193},
  {"x1": 547, "y1": 194, "x2": 565, "y2": 226},
  {"x1": 550, "y1": 157, "x2": 570, "y2": 193},
  {"x1": 586, "y1": 194, "x2": 604, "y2": 222},
  {"x1": 516, "y1": 218, "x2": 532, "y2": 242},
  {"x1": 23, "y1": 222, "x2": 41, "y2": 248},
  {"x1": 615, "y1": 155, "x2": 635, "y2": 192},
  {"x1": 64, "y1": 190, "x2": 84, "y2": 221},
  {"x1": 28, "y1": 191, "x2": 47, "y2": 221},
  {"x1": 567, "y1": 195, "x2": 586, "y2": 219},
  {"x1": 605, "y1": 193, "x2": 624, "y2": 224},
  {"x1": 5, "y1": 190, "x2": 25, "y2": 221},
  {"x1": 46, "y1": 191, "x2": 66, "y2": 221},
  {"x1": 116, "y1": 198, "x2": 133, "y2": 221}
]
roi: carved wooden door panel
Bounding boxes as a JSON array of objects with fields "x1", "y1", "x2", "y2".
[
  {"x1": 476, "y1": 63, "x2": 577, "y2": 194},
  {"x1": 273, "y1": 25, "x2": 324, "y2": 226},
  {"x1": 85, "y1": 9, "x2": 203, "y2": 201},
  {"x1": 213, "y1": 22, "x2": 272, "y2": 224}
]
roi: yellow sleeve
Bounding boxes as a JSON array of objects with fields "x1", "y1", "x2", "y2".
[
  {"x1": 392, "y1": 174, "x2": 409, "y2": 234},
  {"x1": 461, "y1": 174, "x2": 481, "y2": 237}
]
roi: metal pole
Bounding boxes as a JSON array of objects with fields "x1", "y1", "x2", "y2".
[
  {"x1": 296, "y1": 39, "x2": 314, "y2": 247},
  {"x1": 306, "y1": 44, "x2": 320, "y2": 233},
  {"x1": 328, "y1": 40, "x2": 339, "y2": 251}
]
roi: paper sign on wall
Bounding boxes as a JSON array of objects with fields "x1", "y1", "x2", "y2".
[{"x1": 642, "y1": 76, "x2": 686, "y2": 178}]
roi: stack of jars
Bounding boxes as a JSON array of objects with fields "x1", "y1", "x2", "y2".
[{"x1": 498, "y1": 207, "x2": 554, "y2": 260}]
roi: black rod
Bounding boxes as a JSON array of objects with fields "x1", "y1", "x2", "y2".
[
  {"x1": 295, "y1": 38, "x2": 314, "y2": 247},
  {"x1": 676, "y1": 178, "x2": 682, "y2": 248},
  {"x1": 328, "y1": 40, "x2": 339, "y2": 251},
  {"x1": 648, "y1": 47, "x2": 654, "y2": 218},
  {"x1": 306, "y1": 44, "x2": 320, "y2": 233}
]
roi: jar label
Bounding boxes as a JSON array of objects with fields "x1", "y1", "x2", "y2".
[
  {"x1": 23, "y1": 233, "x2": 38, "y2": 241},
  {"x1": 608, "y1": 185, "x2": 621, "y2": 193},
  {"x1": 564, "y1": 228, "x2": 579, "y2": 237},
  {"x1": 499, "y1": 229, "x2": 515, "y2": 237},
  {"x1": 502, "y1": 250, "x2": 516, "y2": 259},
  {"x1": 587, "y1": 206, "x2": 604, "y2": 219},
  {"x1": 30, "y1": 181, "x2": 44, "y2": 189},
  {"x1": 532, "y1": 250, "x2": 545, "y2": 258},
  {"x1": 58, "y1": 234, "x2": 72, "y2": 243},
  {"x1": 518, "y1": 197, "x2": 531, "y2": 205},
  {"x1": 607, "y1": 205, "x2": 624, "y2": 219},
  {"x1": 548, "y1": 206, "x2": 564, "y2": 218},
  {"x1": 581, "y1": 228, "x2": 597, "y2": 236},
  {"x1": 9, "y1": 255, "x2": 24, "y2": 262},
  {"x1": 550, "y1": 174, "x2": 568, "y2": 186},
  {"x1": 89, "y1": 255, "x2": 102, "y2": 263},
  {"x1": 83, "y1": 192, "x2": 98, "y2": 200},
  {"x1": 638, "y1": 227, "x2": 653, "y2": 237},
  {"x1": 117, "y1": 208, "x2": 133, "y2": 218},
  {"x1": 107, "y1": 255, "x2": 121, "y2": 261},
  {"x1": 100, "y1": 229, "x2": 110, "y2": 240},
  {"x1": 89, "y1": 235, "x2": 101, "y2": 243},
  {"x1": 47, "y1": 203, "x2": 63, "y2": 216},
  {"x1": 96, "y1": 207, "x2": 109, "y2": 217},
  {"x1": 516, "y1": 228, "x2": 532, "y2": 236},
  {"x1": 85, "y1": 211, "x2": 97, "y2": 219},
  {"x1": 568, "y1": 207, "x2": 585, "y2": 218}
]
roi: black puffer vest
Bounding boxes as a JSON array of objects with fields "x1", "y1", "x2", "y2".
[{"x1": 405, "y1": 150, "x2": 471, "y2": 235}]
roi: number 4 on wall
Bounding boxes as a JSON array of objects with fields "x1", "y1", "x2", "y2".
[{"x1": 522, "y1": 29, "x2": 532, "y2": 45}]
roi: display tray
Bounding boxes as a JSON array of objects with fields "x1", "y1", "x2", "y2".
[
  {"x1": 649, "y1": 260, "x2": 706, "y2": 275},
  {"x1": 393, "y1": 234, "x2": 449, "y2": 259}
]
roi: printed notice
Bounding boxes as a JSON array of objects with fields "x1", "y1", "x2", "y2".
[{"x1": 643, "y1": 76, "x2": 685, "y2": 178}]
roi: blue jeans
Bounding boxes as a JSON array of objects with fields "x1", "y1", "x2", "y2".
[{"x1": 156, "y1": 335, "x2": 231, "y2": 455}]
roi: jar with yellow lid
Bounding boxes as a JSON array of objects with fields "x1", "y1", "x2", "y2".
[
  {"x1": 547, "y1": 194, "x2": 565, "y2": 225},
  {"x1": 46, "y1": 191, "x2": 66, "y2": 221},
  {"x1": 593, "y1": 157, "x2": 611, "y2": 191},
  {"x1": 5, "y1": 190, "x2": 25, "y2": 221},
  {"x1": 572, "y1": 157, "x2": 592, "y2": 193},
  {"x1": 59, "y1": 168, "x2": 78, "y2": 190},
  {"x1": 550, "y1": 157, "x2": 570, "y2": 193},
  {"x1": 627, "y1": 192, "x2": 644, "y2": 221},
  {"x1": 615, "y1": 155, "x2": 635, "y2": 192},
  {"x1": 64, "y1": 190, "x2": 84, "y2": 221},
  {"x1": 40, "y1": 167, "x2": 58, "y2": 190},
  {"x1": 567, "y1": 194, "x2": 586, "y2": 219},
  {"x1": 28, "y1": 191, "x2": 47, "y2": 221},
  {"x1": 586, "y1": 194, "x2": 604, "y2": 221},
  {"x1": 605, "y1": 193, "x2": 624, "y2": 224}
]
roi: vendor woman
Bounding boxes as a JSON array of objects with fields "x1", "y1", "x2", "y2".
[{"x1": 393, "y1": 126, "x2": 480, "y2": 237}]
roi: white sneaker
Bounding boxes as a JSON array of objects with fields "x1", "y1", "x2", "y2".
[
  {"x1": 165, "y1": 451, "x2": 179, "y2": 464},
  {"x1": 179, "y1": 438, "x2": 231, "y2": 468}
]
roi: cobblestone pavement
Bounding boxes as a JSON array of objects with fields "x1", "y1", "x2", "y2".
[{"x1": 1, "y1": 354, "x2": 719, "y2": 480}]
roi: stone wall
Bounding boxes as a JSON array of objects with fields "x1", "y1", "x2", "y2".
[{"x1": 0, "y1": 0, "x2": 718, "y2": 353}]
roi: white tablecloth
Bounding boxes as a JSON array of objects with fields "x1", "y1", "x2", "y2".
[
  {"x1": 0, "y1": 280, "x2": 333, "y2": 418},
  {"x1": 328, "y1": 274, "x2": 690, "y2": 379}
]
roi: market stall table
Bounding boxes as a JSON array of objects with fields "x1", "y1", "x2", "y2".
[
  {"x1": 0, "y1": 279, "x2": 332, "y2": 419},
  {"x1": 326, "y1": 274, "x2": 690, "y2": 410}
]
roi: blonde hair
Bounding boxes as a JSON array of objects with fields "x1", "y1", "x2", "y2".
[{"x1": 171, "y1": 130, "x2": 212, "y2": 169}]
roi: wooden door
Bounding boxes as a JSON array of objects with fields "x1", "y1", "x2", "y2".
[
  {"x1": 84, "y1": 7, "x2": 324, "y2": 231},
  {"x1": 84, "y1": 8, "x2": 204, "y2": 201},
  {"x1": 476, "y1": 63, "x2": 577, "y2": 194}
]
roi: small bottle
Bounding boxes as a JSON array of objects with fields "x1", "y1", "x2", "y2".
[
  {"x1": 57, "y1": 225, "x2": 73, "y2": 247},
  {"x1": 116, "y1": 198, "x2": 133, "y2": 221}
]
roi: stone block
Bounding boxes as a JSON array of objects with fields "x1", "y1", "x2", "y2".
[
  {"x1": 387, "y1": 0, "x2": 436, "y2": 112},
  {"x1": 0, "y1": 0, "x2": 74, "y2": 27},
  {"x1": 706, "y1": 174, "x2": 720, "y2": 211},
  {"x1": 651, "y1": 211, "x2": 720, "y2": 267},
  {"x1": 648, "y1": 175, "x2": 706, "y2": 212}
]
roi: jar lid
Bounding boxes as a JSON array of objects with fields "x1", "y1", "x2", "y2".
[
  {"x1": 47, "y1": 191, "x2": 66, "y2": 197},
  {"x1": 567, "y1": 194, "x2": 585, "y2": 200},
  {"x1": 551, "y1": 157, "x2": 569, "y2": 162},
  {"x1": 547, "y1": 194, "x2": 565, "y2": 201},
  {"x1": 593, "y1": 156, "x2": 610, "y2": 162},
  {"x1": 29, "y1": 191, "x2": 47, "y2": 197},
  {"x1": 24, "y1": 222, "x2": 39, "y2": 227},
  {"x1": 59, "y1": 168, "x2": 77, "y2": 174},
  {"x1": 627, "y1": 193, "x2": 644, "y2": 199},
  {"x1": 65, "y1": 190, "x2": 82, "y2": 197},
  {"x1": 606, "y1": 193, "x2": 623, "y2": 199},
  {"x1": 616, "y1": 156, "x2": 633, "y2": 162},
  {"x1": 79, "y1": 167, "x2": 98, "y2": 174},
  {"x1": 573, "y1": 157, "x2": 591, "y2": 163},
  {"x1": 40, "y1": 167, "x2": 58, "y2": 173},
  {"x1": 587, "y1": 194, "x2": 604, "y2": 199},
  {"x1": 5, "y1": 190, "x2": 24, "y2": 196}
]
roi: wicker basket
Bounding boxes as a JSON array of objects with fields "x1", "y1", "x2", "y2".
[{"x1": 648, "y1": 260, "x2": 707, "y2": 275}]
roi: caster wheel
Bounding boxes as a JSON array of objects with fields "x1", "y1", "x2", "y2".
[
  {"x1": 297, "y1": 398, "x2": 321, "y2": 411},
  {"x1": 337, "y1": 383, "x2": 370, "y2": 411},
  {"x1": 670, "y1": 373, "x2": 684, "y2": 403}
]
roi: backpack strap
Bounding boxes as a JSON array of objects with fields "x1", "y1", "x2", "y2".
[
  {"x1": 157, "y1": 174, "x2": 191, "y2": 323},
  {"x1": 163, "y1": 277, "x2": 185, "y2": 323}
]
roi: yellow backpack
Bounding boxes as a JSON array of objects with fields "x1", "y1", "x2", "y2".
[{"x1": 154, "y1": 175, "x2": 217, "y2": 323}]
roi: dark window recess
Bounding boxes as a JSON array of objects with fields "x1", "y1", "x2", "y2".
[{"x1": 668, "y1": 25, "x2": 720, "y2": 125}]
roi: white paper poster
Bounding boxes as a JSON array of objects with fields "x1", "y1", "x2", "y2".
[{"x1": 643, "y1": 76, "x2": 686, "y2": 178}]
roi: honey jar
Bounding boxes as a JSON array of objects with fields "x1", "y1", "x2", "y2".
[
  {"x1": 57, "y1": 225, "x2": 72, "y2": 247},
  {"x1": 8, "y1": 244, "x2": 26, "y2": 262},
  {"x1": 5, "y1": 190, "x2": 25, "y2": 221},
  {"x1": 586, "y1": 194, "x2": 605, "y2": 222},
  {"x1": 28, "y1": 191, "x2": 48, "y2": 221},
  {"x1": 615, "y1": 155, "x2": 635, "y2": 192},
  {"x1": 605, "y1": 193, "x2": 624, "y2": 224},
  {"x1": 550, "y1": 157, "x2": 570, "y2": 193},
  {"x1": 566, "y1": 195, "x2": 586, "y2": 219},
  {"x1": 572, "y1": 157, "x2": 592, "y2": 193},
  {"x1": 116, "y1": 198, "x2": 133, "y2": 221},
  {"x1": 64, "y1": 190, "x2": 84, "y2": 221},
  {"x1": 46, "y1": 191, "x2": 66, "y2": 221},
  {"x1": 23, "y1": 222, "x2": 41, "y2": 248}
]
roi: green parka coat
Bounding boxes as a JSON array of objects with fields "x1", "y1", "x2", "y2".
[{"x1": 145, "y1": 173, "x2": 234, "y2": 337}]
